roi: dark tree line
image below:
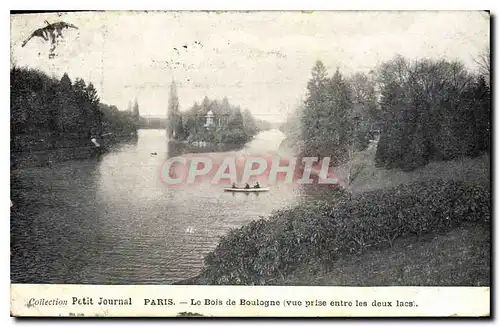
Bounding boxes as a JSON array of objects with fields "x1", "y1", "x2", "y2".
[
  {"x1": 284, "y1": 54, "x2": 490, "y2": 170},
  {"x1": 375, "y1": 56, "x2": 490, "y2": 170},
  {"x1": 99, "y1": 103, "x2": 138, "y2": 136},
  {"x1": 11, "y1": 67, "x2": 138, "y2": 151}
]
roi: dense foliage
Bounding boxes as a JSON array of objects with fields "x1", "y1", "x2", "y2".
[
  {"x1": 375, "y1": 56, "x2": 491, "y2": 170},
  {"x1": 100, "y1": 103, "x2": 138, "y2": 136},
  {"x1": 199, "y1": 180, "x2": 490, "y2": 285},
  {"x1": 301, "y1": 63, "x2": 376, "y2": 165},
  {"x1": 166, "y1": 81, "x2": 269, "y2": 145},
  {"x1": 282, "y1": 62, "x2": 380, "y2": 165},
  {"x1": 283, "y1": 55, "x2": 490, "y2": 171},
  {"x1": 138, "y1": 116, "x2": 167, "y2": 129},
  {"x1": 11, "y1": 67, "x2": 138, "y2": 152}
]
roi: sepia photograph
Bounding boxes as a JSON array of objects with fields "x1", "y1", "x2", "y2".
[{"x1": 9, "y1": 10, "x2": 491, "y2": 317}]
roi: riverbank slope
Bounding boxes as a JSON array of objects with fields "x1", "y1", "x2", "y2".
[{"x1": 179, "y1": 151, "x2": 490, "y2": 286}]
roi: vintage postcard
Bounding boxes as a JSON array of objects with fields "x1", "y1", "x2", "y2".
[{"x1": 10, "y1": 10, "x2": 490, "y2": 317}]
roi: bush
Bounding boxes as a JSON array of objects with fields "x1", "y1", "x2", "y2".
[{"x1": 199, "y1": 180, "x2": 490, "y2": 285}]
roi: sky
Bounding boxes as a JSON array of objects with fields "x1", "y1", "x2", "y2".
[{"x1": 10, "y1": 11, "x2": 489, "y2": 122}]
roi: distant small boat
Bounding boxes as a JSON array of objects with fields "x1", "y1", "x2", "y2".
[
  {"x1": 224, "y1": 187, "x2": 270, "y2": 193},
  {"x1": 90, "y1": 138, "x2": 100, "y2": 147}
]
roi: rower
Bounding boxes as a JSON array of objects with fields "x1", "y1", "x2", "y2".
[
  {"x1": 232, "y1": 183, "x2": 237, "y2": 189},
  {"x1": 244, "y1": 183, "x2": 250, "y2": 189},
  {"x1": 254, "y1": 182, "x2": 260, "y2": 188}
]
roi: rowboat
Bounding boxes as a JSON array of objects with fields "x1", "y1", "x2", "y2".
[{"x1": 224, "y1": 187, "x2": 270, "y2": 193}]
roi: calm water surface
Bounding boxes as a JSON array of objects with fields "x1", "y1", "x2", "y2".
[{"x1": 11, "y1": 129, "x2": 303, "y2": 284}]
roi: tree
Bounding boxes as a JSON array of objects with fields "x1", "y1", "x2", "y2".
[
  {"x1": 242, "y1": 109, "x2": 258, "y2": 135},
  {"x1": 132, "y1": 98, "x2": 140, "y2": 120},
  {"x1": 201, "y1": 96, "x2": 211, "y2": 111},
  {"x1": 85, "y1": 82, "x2": 99, "y2": 106},
  {"x1": 466, "y1": 75, "x2": 490, "y2": 154},
  {"x1": 302, "y1": 60, "x2": 330, "y2": 159},
  {"x1": 10, "y1": 67, "x2": 138, "y2": 154},
  {"x1": 375, "y1": 57, "x2": 433, "y2": 169},
  {"x1": 374, "y1": 56, "x2": 487, "y2": 170},
  {"x1": 221, "y1": 97, "x2": 231, "y2": 115},
  {"x1": 167, "y1": 80, "x2": 181, "y2": 139},
  {"x1": 86, "y1": 82, "x2": 102, "y2": 136},
  {"x1": 223, "y1": 106, "x2": 248, "y2": 144},
  {"x1": 474, "y1": 46, "x2": 490, "y2": 85},
  {"x1": 375, "y1": 79, "x2": 405, "y2": 168},
  {"x1": 73, "y1": 78, "x2": 91, "y2": 131},
  {"x1": 326, "y1": 68, "x2": 354, "y2": 160},
  {"x1": 176, "y1": 94, "x2": 263, "y2": 144},
  {"x1": 60, "y1": 72, "x2": 72, "y2": 91},
  {"x1": 175, "y1": 114, "x2": 186, "y2": 140},
  {"x1": 227, "y1": 107, "x2": 244, "y2": 128},
  {"x1": 301, "y1": 62, "x2": 355, "y2": 165},
  {"x1": 55, "y1": 73, "x2": 82, "y2": 132},
  {"x1": 348, "y1": 72, "x2": 380, "y2": 145}
]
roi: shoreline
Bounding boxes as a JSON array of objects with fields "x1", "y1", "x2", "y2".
[
  {"x1": 173, "y1": 153, "x2": 490, "y2": 286},
  {"x1": 11, "y1": 133, "x2": 138, "y2": 170}
]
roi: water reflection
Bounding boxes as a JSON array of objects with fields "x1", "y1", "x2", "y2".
[
  {"x1": 11, "y1": 129, "x2": 300, "y2": 284},
  {"x1": 11, "y1": 154, "x2": 104, "y2": 283},
  {"x1": 166, "y1": 140, "x2": 246, "y2": 159}
]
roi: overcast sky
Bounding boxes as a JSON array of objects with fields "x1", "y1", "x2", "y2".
[{"x1": 11, "y1": 11, "x2": 489, "y2": 122}]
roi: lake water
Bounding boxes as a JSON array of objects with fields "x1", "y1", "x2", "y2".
[{"x1": 11, "y1": 129, "x2": 303, "y2": 284}]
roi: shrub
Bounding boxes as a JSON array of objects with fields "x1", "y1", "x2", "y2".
[{"x1": 199, "y1": 180, "x2": 490, "y2": 285}]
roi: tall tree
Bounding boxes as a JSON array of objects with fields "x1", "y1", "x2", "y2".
[
  {"x1": 132, "y1": 98, "x2": 140, "y2": 120},
  {"x1": 467, "y1": 75, "x2": 490, "y2": 154},
  {"x1": 73, "y1": 78, "x2": 90, "y2": 131},
  {"x1": 55, "y1": 73, "x2": 81, "y2": 132},
  {"x1": 302, "y1": 60, "x2": 329, "y2": 158},
  {"x1": 221, "y1": 97, "x2": 231, "y2": 114},
  {"x1": 201, "y1": 96, "x2": 211, "y2": 111},
  {"x1": 224, "y1": 106, "x2": 247, "y2": 144},
  {"x1": 167, "y1": 80, "x2": 180, "y2": 139},
  {"x1": 474, "y1": 46, "x2": 490, "y2": 85},
  {"x1": 301, "y1": 62, "x2": 354, "y2": 165},
  {"x1": 242, "y1": 109, "x2": 258, "y2": 135},
  {"x1": 228, "y1": 107, "x2": 244, "y2": 129},
  {"x1": 86, "y1": 82, "x2": 102, "y2": 136},
  {"x1": 348, "y1": 72, "x2": 380, "y2": 144},
  {"x1": 325, "y1": 68, "x2": 354, "y2": 161}
]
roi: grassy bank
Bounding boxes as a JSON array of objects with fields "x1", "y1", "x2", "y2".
[
  {"x1": 181, "y1": 155, "x2": 490, "y2": 286},
  {"x1": 335, "y1": 147, "x2": 490, "y2": 193},
  {"x1": 285, "y1": 223, "x2": 489, "y2": 286}
]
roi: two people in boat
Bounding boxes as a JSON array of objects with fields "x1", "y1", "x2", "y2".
[{"x1": 232, "y1": 182, "x2": 260, "y2": 189}]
